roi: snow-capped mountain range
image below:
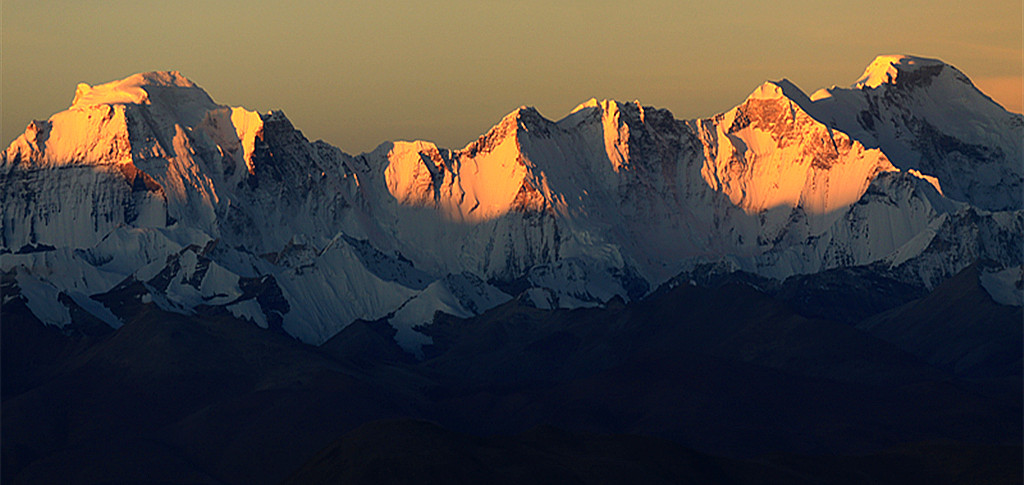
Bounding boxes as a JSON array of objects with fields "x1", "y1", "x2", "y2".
[{"x1": 3, "y1": 55, "x2": 1022, "y2": 353}]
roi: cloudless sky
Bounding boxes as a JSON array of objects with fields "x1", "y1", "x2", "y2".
[{"x1": 3, "y1": 0, "x2": 1021, "y2": 153}]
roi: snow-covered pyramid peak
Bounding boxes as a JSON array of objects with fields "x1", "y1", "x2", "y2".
[
  {"x1": 746, "y1": 79, "x2": 811, "y2": 104},
  {"x1": 701, "y1": 78, "x2": 897, "y2": 219},
  {"x1": 457, "y1": 105, "x2": 554, "y2": 154}
]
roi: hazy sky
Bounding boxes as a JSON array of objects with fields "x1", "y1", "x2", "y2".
[{"x1": 3, "y1": 0, "x2": 1022, "y2": 153}]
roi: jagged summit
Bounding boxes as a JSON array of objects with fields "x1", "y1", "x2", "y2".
[
  {"x1": 461, "y1": 105, "x2": 552, "y2": 152},
  {"x1": 567, "y1": 98, "x2": 650, "y2": 117},
  {"x1": 500, "y1": 105, "x2": 553, "y2": 130}
]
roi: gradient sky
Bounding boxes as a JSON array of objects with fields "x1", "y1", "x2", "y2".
[{"x1": 3, "y1": 0, "x2": 1022, "y2": 154}]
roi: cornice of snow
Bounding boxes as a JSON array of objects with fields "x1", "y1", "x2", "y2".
[
  {"x1": 71, "y1": 71, "x2": 200, "y2": 107},
  {"x1": 811, "y1": 54, "x2": 981, "y2": 103},
  {"x1": 852, "y1": 55, "x2": 948, "y2": 90}
]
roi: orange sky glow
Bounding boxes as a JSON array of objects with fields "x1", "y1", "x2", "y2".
[{"x1": 3, "y1": 1, "x2": 1021, "y2": 153}]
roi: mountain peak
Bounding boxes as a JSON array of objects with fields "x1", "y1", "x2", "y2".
[
  {"x1": 506, "y1": 105, "x2": 549, "y2": 125},
  {"x1": 570, "y1": 98, "x2": 601, "y2": 114},
  {"x1": 747, "y1": 79, "x2": 807, "y2": 102},
  {"x1": 568, "y1": 98, "x2": 645, "y2": 116},
  {"x1": 742, "y1": 80, "x2": 814, "y2": 114},
  {"x1": 853, "y1": 55, "x2": 948, "y2": 90},
  {"x1": 469, "y1": 106, "x2": 552, "y2": 147},
  {"x1": 71, "y1": 71, "x2": 199, "y2": 107},
  {"x1": 564, "y1": 98, "x2": 667, "y2": 132}
]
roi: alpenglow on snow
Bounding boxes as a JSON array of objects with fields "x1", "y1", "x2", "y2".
[{"x1": 3, "y1": 56, "x2": 1022, "y2": 353}]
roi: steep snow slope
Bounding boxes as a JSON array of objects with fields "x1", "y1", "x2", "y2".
[
  {"x1": 804, "y1": 55, "x2": 1023, "y2": 211},
  {"x1": 3, "y1": 55, "x2": 1021, "y2": 353}
]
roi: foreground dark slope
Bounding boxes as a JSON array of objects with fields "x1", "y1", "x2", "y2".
[
  {"x1": 860, "y1": 263, "x2": 1023, "y2": 378},
  {"x1": 285, "y1": 420, "x2": 1022, "y2": 485},
  {"x1": 415, "y1": 278, "x2": 1020, "y2": 456},
  {"x1": 2, "y1": 278, "x2": 421, "y2": 484},
  {"x1": 3, "y1": 270, "x2": 1020, "y2": 484}
]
